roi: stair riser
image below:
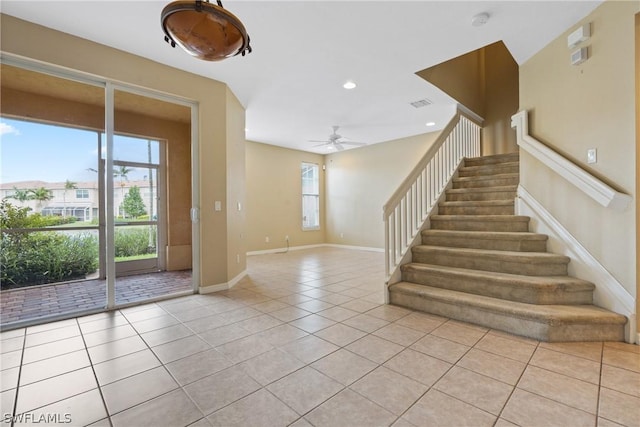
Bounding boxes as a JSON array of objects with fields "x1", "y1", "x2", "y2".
[
  {"x1": 438, "y1": 205, "x2": 514, "y2": 215},
  {"x1": 453, "y1": 177, "x2": 519, "y2": 189},
  {"x1": 446, "y1": 191, "x2": 517, "y2": 202},
  {"x1": 401, "y1": 269, "x2": 593, "y2": 305},
  {"x1": 389, "y1": 290, "x2": 624, "y2": 342},
  {"x1": 421, "y1": 235, "x2": 547, "y2": 252},
  {"x1": 431, "y1": 219, "x2": 529, "y2": 232},
  {"x1": 458, "y1": 165, "x2": 519, "y2": 177},
  {"x1": 411, "y1": 251, "x2": 568, "y2": 276}
]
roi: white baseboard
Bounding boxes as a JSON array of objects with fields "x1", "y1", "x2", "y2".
[
  {"x1": 323, "y1": 244, "x2": 384, "y2": 253},
  {"x1": 516, "y1": 185, "x2": 636, "y2": 343},
  {"x1": 198, "y1": 270, "x2": 247, "y2": 294}
]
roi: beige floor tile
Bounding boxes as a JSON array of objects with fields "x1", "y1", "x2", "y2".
[
  {"x1": 435, "y1": 366, "x2": 513, "y2": 415},
  {"x1": 270, "y1": 306, "x2": 312, "y2": 322},
  {"x1": 277, "y1": 294, "x2": 313, "y2": 305},
  {"x1": 601, "y1": 364, "x2": 640, "y2": 397},
  {"x1": 0, "y1": 336, "x2": 24, "y2": 353},
  {"x1": 140, "y1": 324, "x2": 193, "y2": 347},
  {"x1": 256, "y1": 324, "x2": 308, "y2": 346},
  {"x1": 373, "y1": 323, "x2": 425, "y2": 346},
  {"x1": 266, "y1": 367, "x2": 343, "y2": 415},
  {"x1": 165, "y1": 348, "x2": 233, "y2": 386},
  {"x1": 494, "y1": 418, "x2": 519, "y2": 427},
  {"x1": 339, "y1": 299, "x2": 380, "y2": 313},
  {"x1": 184, "y1": 365, "x2": 261, "y2": 415},
  {"x1": 342, "y1": 314, "x2": 389, "y2": 333},
  {"x1": 240, "y1": 348, "x2": 305, "y2": 386},
  {"x1": 19, "y1": 349, "x2": 90, "y2": 386},
  {"x1": 129, "y1": 314, "x2": 179, "y2": 334},
  {"x1": 207, "y1": 389, "x2": 299, "y2": 427},
  {"x1": 101, "y1": 366, "x2": 178, "y2": 415},
  {"x1": 604, "y1": 342, "x2": 640, "y2": 354},
  {"x1": 218, "y1": 306, "x2": 263, "y2": 324},
  {"x1": 431, "y1": 321, "x2": 486, "y2": 346},
  {"x1": 351, "y1": 366, "x2": 427, "y2": 415},
  {"x1": 251, "y1": 300, "x2": 290, "y2": 313},
  {"x1": 391, "y1": 417, "x2": 416, "y2": 427},
  {"x1": 394, "y1": 312, "x2": 446, "y2": 333},
  {"x1": 311, "y1": 349, "x2": 377, "y2": 386},
  {"x1": 317, "y1": 293, "x2": 353, "y2": 305},
  {"x1": 16, "y1": 367, "x2": 97, "y2": 413},
  {"x1": 458, "y1": 348, "x2": 526, "y2": 385},
  {"x1": 83, "y1": 324, "x2": 138, "y2": 348},
  {"x1": 518, "y1": 365, "x2": 599, "y2": 414},
  {"x1": 216, "y1": 334, "x2": 274, "y2": 363},
  {"x1": 603, "y1": 347, "x2": 640, "y2": 373},
  {"x1": 235, "y1": 313, "x2": 283, "y2": 333},
  {"x1": 384, "y1": 348, "x2": 452, "y2": 387},
  {"x1": 94, "y1": 349, "x2": 161, "y2": 385},
  {"x1": 152, "y1": 335, "x2": 210, "y2": 364},
  {"x1": 501, "y1": 389, "x2": 595, "y2": 427},
  {"x1": 22, "y1": 335, "x2": 86, "y2": 364},
  {"x1": 198, "y1": 324, "x2": 252, "y2": 347},
  {"x1": 290, "y1": 314, "x2": 336, "y2": 333},
  {"x1": 280, "y1": 335, "x2": 339, "y2": 364},
  {"x1": 598, "y1": 387, "x2": 640, "y2": 427},
  {"x1": 539, "y1": 341, "x2": 603, "y2": 362},
  {"x1": 15, "y1": 389, "x2": 107, "y2": 427},
  {"x1": 1, "y1": 389, "x2": 15, "y2": 422},
  {"x1": 305, "y1": 389, "x2": 396, "y2": 427},
  {"x1": 411, "y1": 334, "x2": 470, "y2": 364},
  {"x1": 473, "y1": 333, "x2": 537, "y2": 362},
  {"x1": 346, "y1": 334, "x2": 404, "y2": 364},
  {"x1": 120, "y1": 306, "x2": 167, "y2": 323},
  {"x1": 0, "y1": 367, "x2": 19, "y2": 392},
  {"x1": 295, "y1": 299, "x2": 335, "y2": 313},
  {"x1": 401, "y1": 389, "x2": 495, "y2": 427},
  {"x1": 26, "y1": 318, "x2": 77, "y2": 334},
  {"x1": 183, "y1": 314, "x2": 229, "y2": 334},
  {"x1": 88, "y1": 335, "x2": 148, "y2": 364},
  {"x1": 530, "y1": 347, "x2": 601, "y2": 384},
  {"x1": 188, "y1": 418, "x2": 214, "y2": 427},
  {"x1": 365, "y1": 305, "x2": 412, "y2": 322},
  {"x1": 313, "y1": 324, "x2": 367, "y2": 347},
  {"x1": 596, "y1": 417, "x2": 626, "y2": 427},
  {"x1": 1, "y1": 350, "x2": 23, "y2": 370},
  {"x1": 487, "y1": 329, "x2": 540, "y2": 345},
  {"x1": 316, "y1": 306, "x2": 359, "y2": 322},
  {"x1": 111, "y1": 389, "x2": 203, "y2": 427}
]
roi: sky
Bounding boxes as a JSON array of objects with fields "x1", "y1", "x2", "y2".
[{"x1": 0, "y1": 118, "x2": 159, "y2": 185}]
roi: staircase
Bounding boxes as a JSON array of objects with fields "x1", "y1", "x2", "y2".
[{"x1": 388, "y1": 153, "x2": 627, "y2": 342}]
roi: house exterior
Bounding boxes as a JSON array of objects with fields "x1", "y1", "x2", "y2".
[{"x1": 0, "y1": 0, "x2": 637, "y2": 341}]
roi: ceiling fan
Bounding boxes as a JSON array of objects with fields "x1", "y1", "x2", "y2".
[{"x1": 310, "y1": 126, "x2": 367, "y2": 151}]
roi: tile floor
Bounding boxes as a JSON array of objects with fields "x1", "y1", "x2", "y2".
[{"x1": 0, "y1": 247, "x2": 638, "y2": 427}]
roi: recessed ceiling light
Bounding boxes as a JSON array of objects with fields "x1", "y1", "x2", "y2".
[
  {"x1": 343, "y1": 81, "x2": 357, "y2": 90},
  {"x1": 471, "y1": 12, "x2": 490, "y2": 27},
  {"x1": 426, "y1": 122, "x2": 436, "y2": 127}
]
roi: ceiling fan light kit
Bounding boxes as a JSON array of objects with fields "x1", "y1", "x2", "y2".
[
  {"x1": 310, "y1": 126, "x2": 367, "y2": 152},
  {"x1": 161, "y1": 0, "x2": 252, "y2": 61}
]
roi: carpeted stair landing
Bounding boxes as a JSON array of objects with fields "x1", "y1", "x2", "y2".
[{"x1": 389, "y1": 153, "x2": 627, "y2": 342}]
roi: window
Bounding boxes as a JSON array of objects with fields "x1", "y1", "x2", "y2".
[
  {"x1": 301, "y1": 162, "x2": 320, "y2": 230},
  {"x1": 76, "y1": 189, "x2": 89, "y2": 199}
]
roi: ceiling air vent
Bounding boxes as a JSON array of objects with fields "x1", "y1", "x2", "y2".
[{"x1": 409, "y1": 98, "x2": 432, "y2": 108}]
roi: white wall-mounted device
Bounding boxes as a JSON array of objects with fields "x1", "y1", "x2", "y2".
[
  {"x1": 571, "y1": 47, "x2": 588, "y2": 66},
  {"x1": 567, "y1": 23, "x2": 590, "y2": 49}
]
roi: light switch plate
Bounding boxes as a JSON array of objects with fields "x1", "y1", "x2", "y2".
[{"x1": 587, "y1": 148, "x2": 597, "y2": 164}]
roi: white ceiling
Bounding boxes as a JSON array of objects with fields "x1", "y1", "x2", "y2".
[{"x1": 2, "y1": 1, "x2": 602, "y2": 154}]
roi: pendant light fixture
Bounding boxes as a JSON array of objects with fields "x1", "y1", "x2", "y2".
[{"x1": 161, "y1": 0, "x2": 252, "y2": 61}]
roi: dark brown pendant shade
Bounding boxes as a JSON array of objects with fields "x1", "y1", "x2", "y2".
[{"x1": 161, "y1": 0, "x2": 251, "y2": 61}]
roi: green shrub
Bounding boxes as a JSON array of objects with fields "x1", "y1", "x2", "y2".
[
  {"x1": 0, "y1": 231, "x2": 98, "y2": 289},
  {"x1": 114, "y1": 227, "x2": 156, "y2": 258}
]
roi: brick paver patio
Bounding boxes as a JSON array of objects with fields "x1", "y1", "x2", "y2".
[{"x1": 0, "y1": 270, "x2": 192, "y2": 327}]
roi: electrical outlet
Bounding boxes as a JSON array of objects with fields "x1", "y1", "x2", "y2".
[
  {"x1": 285, "y1": 235, "x2": 289, "y2": 242},
  {"x1": 587, "y1": 148, "x2": 597, "y2": 164}
]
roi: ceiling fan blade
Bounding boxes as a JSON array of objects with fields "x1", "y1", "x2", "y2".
[
  {"x1": 312, "y1": 142, "x2": 330, "y2": 147},
  {"x1": 335, "y1": 143, "x2": 345, "y2": 151},
  {"x1": 309, "y1": 140, "x2": 330, "y2": 143},
  {"x1": 339, "y1": 141, "x2": 367, "y2": 146}
]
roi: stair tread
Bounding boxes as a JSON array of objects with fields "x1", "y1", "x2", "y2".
[
  {"x1": 401, "y1": 263, "x2": 594, "y2": 289},
  {"x1": 446, "y1": 185, "x2": 517, "y2": 193},
  {"x1": 454, "y1": 173, "x2": 519, "y2": 182},
  {"x1": 422, "y1": 229, "x2": 548, "y2": 241},
  {"x1": 413, "y1": 245, "x2": 570, "y2": 263},
  {"x1": 390, "y1": 282, "x2": 627, "y2": 324},
  {"x1": 431, "y1": 215, "x2": 529, "y2": 222},
  {"x1": 439, "y1": 200, "x2": 514, "y2": 206}
]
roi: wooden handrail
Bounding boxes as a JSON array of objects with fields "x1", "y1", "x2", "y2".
[{"x1": 511, "y1": 110, "x2": 631, "y2": 211}]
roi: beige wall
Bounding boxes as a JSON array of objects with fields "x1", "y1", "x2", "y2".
[
  {"x1": 636, "y1": 12, "x2": 639, "y2": 339},
  {"x1": 519, "y1": 1, "x2": 638, "y2": 302},
  {"x1": 245, "y1": 142, "x2": 325, "y2": 252},
  {"x1": 325, "y1": 132, "x2": 439, "y2": 248},
  {"x1": 417, "y1": 41, "x2": 519, "y2": 155},
  {"x1": 1, "y1": 14, "x2": 245, "y2": 288}
]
